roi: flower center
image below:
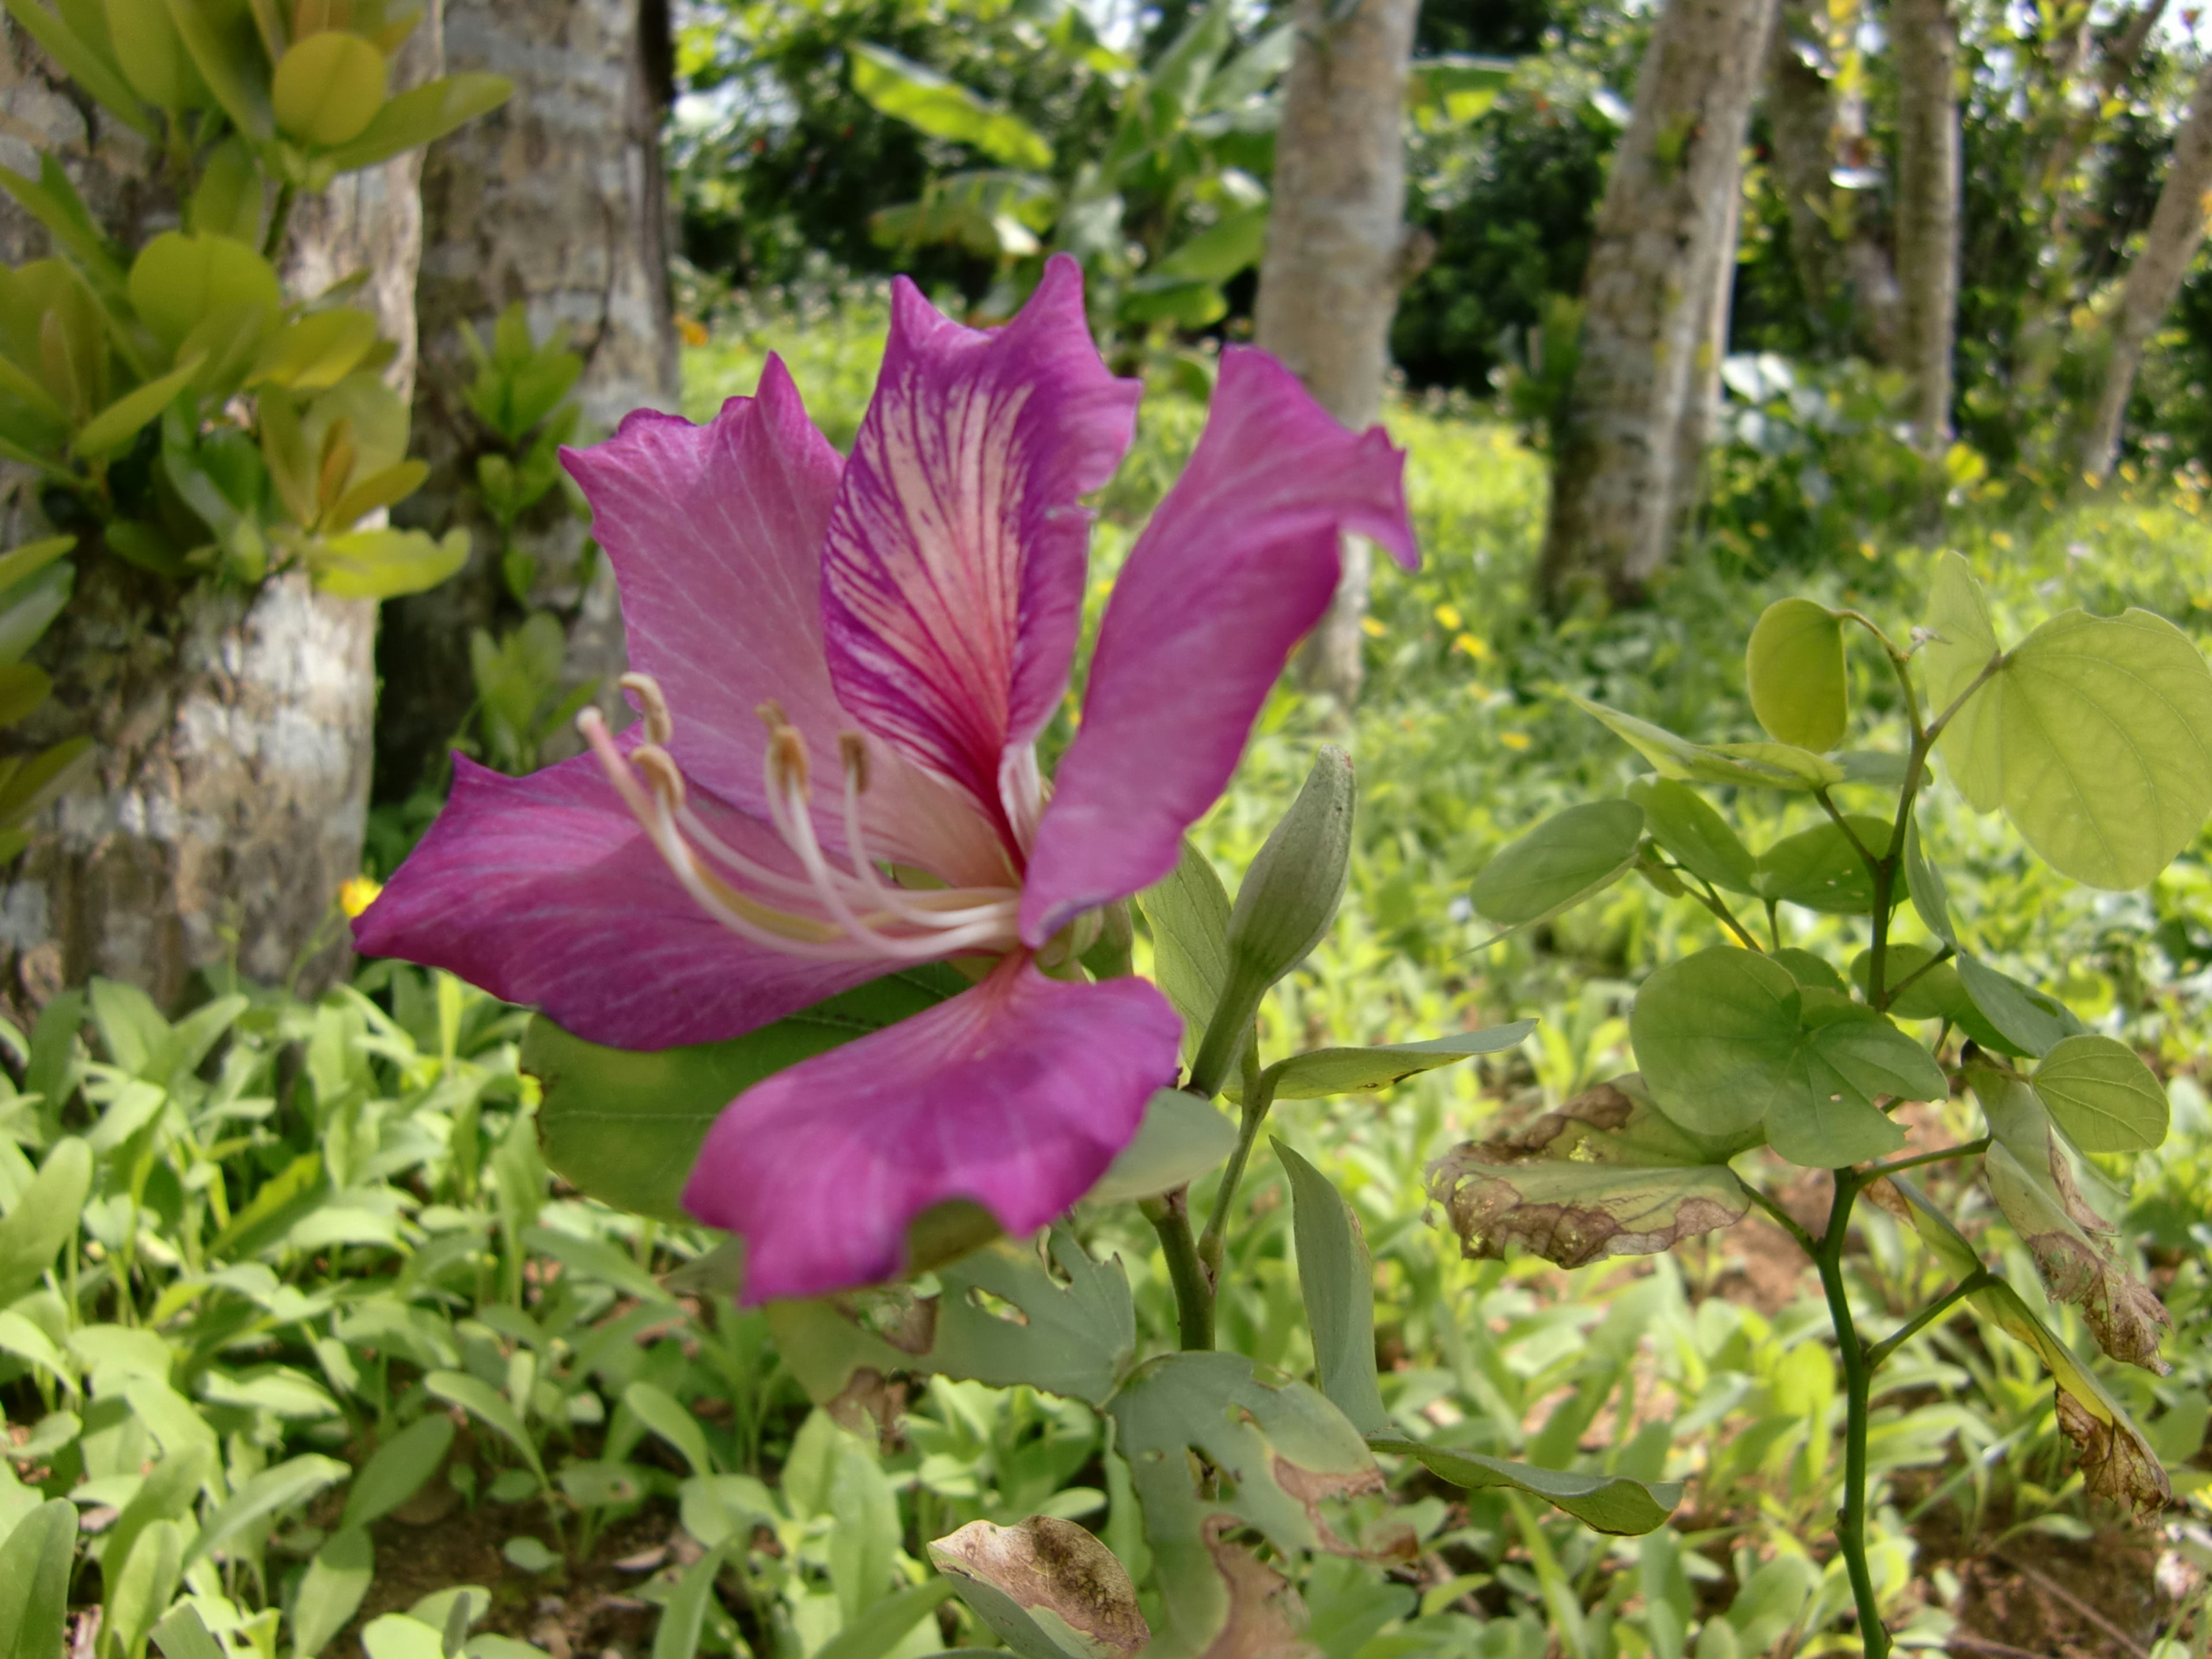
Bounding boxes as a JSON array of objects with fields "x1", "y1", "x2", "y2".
[{"x1": 579, "y1": 672, "x2": 1024, "y2": 965}]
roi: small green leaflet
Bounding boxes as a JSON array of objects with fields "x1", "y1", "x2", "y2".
[
  {"x1": 1745, "y1": 597, "x2": 1848, "y2": 752},
  {"x1": 1262, "y1": 1021, "x2": 1535, "y2": 1101},
  {"x1": 1369, "y1": 1438, "x2": 1681, "y2": 1535},
  {"x1": 2031, "y1": 1033, "x2": 2168, "y2": 1153},
  {"x1": 1470, "y1": 800, "x2": 1643, "y2": 933},
  {"x1": 1276, "y1": 1141, "x2": 1389, "y2": 1435}
]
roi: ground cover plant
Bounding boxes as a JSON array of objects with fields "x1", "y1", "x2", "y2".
[{"x1": 7, "y1": 288, "x2": 2212, "y2": 1659}]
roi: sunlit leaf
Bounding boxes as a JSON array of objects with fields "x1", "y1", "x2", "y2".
[
  {"x1": 1746, "y1": 597, "x2": 1847, "y2": 751},
  {"x1": 2031, "y1": 1033, "x2": 2169, "y2": 1153},
  {"x1": 1574, "y1": 696, "x2": 1843, "y2": 790},
  {"x1": 1471, "y1": 800, "x2": 1643, "y2": 933},
  {"x1": 272, "y1": 31, "x2": 387, "y2": 145},
  {"x1": 1627, "y1": 777, "x2": 1756, "y2": 893},
  {"x1": 849, "y1": 43, "x2": 1052, "y2": 169}
]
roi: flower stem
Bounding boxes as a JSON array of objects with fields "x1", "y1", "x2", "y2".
[
  {"x1": 1198, "y1": 1070, "x2": 1280, "y2": 1279},
  {"x1": 1141, "y1": 1187, "x2": 1213, "y2": 1350},
  {"x1": 1813, "y1": 1168, "x2": 1889, "y2": 1659}
]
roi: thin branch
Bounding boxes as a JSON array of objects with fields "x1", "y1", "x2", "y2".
[
  {"x1": 1880, "y1": 942, "x2": 1955, "y2": 1010},
  {"x1": 1689, "y1": 872, "x2": 1764, "y2": 952},
  {"x1": 1141, "y1": 1188, "x2": 1213, "y2": 1350},
  {"x1": 1743, "y1": 1184, "x2": 1818, "y2": 1256},
  {"x1": 1866, "y1": 1268, "x2": 1993, "y2": 1370},
  {"x1": 1198, "y1": 1069, "x2": 1278, "y2": 1277},
  {"x1": 1862, "y1": 1135, "x2": 1988, "y2": 1184}
]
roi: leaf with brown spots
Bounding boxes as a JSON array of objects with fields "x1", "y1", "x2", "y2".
[
  {"x1": 1426, "y1": 1075, "x2": 1753, "y2": 1268},
  {"x1": 929, "y1": 1516, "x2": 1149, "y2": 1659}
]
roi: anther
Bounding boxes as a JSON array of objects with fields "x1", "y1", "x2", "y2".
[
  {"x1": 634, "y1": 744, "x2": 687, "y2": 808},
  {"x1": 622, "y1": 672, "x2": 675, "y2": 746},
  {"x1": 756, "y1": 700, "x2": 789, "y2": 736},
  {"x1": 769, "y1": 724, "x2": 810, "y2": 794},
  {"x1": 839, "y1": 732, "x2": 870, "y2": 794}
]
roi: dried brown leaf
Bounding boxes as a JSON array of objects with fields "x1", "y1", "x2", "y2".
[
  {"x1": 1199, "y1": 1516, "x2": 1315, "y2": 1659},
  {"x1": 930, "y1": 1516, "x2": 1149, "y2": 1659},
  {"x1": 2056, "y1": 1387, "x2": 2172, "y2": 1517}
]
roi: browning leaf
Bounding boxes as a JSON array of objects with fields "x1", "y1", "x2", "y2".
[
  {"x1": 929, "y1": 1515, "x2": 1149, "y2": 1659},
  {"x1": 1199, "y1": 1517, "x2": 1313, "y2": 1659},
  {"x1": 2056, "y1": 1388, "x2": 2171, "y2": 1516},
  {"x1": 1427, "y1": 1075, "x2": 1752, "y2": 1268}
]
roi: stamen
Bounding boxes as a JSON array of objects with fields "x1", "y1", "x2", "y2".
[
  {"x1": 839, "y1": 732, "x2": 870, "y2": 794},
  {"x1": 622, "y1": 672, "x2": 675, "y2": 746},
  {"x1": 634, "y1": 744, "x2": 686, "y2": 808}
]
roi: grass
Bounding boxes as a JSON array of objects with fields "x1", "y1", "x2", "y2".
[{"x1": 3, "y1": 293, "x2": 2211, "y2": 1659}]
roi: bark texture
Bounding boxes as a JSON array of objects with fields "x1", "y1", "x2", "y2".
[
  {"x1": 1252, "y1": 0, "x2": 1420, "y2": 707},
  {"x1": 2077, "y1": 56, "x2": 2212, "y2": 480},
  {"x1": 0, "y1": 14, "x2": 429, "y2": 1013},
  {"x1": 377, "y1": 0, "x2": 680, "y2": 800},
  {"x1": 1536, "y1": 0, "x2": 1777, "y2": 609},
  {"x1": 1892, "y1": 0, "x2": 1960, "y2": 468}
]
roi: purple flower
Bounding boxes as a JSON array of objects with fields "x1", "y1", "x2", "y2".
[{"x1": 355, "y1": 257, "x2": 1416, "y2": 1304}]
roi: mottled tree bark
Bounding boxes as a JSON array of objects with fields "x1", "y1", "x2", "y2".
[
  {"x1": 2076, "y1": 57, "x2": 2212, "y2": 480},
  {"x1": 1763, "y1": 1, "x2": 1899, "y2": 359},
  {"x1": 1892, "y1": 0, "x2": 1960, "y2": 474},
  {"x1": 1252, "y1": 0, "x2": 1420, "y2": 709},
  {"x1": 1536, "y1": 0, "x2": 1777, "y2": 610},
  {"x1": 376, "y1": 0, "x2": 680, "y2": 800},
  {"x1": 0, "y1": 16, "x2": 431, "y2": 1013}
]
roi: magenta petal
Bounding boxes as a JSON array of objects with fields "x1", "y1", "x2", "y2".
[
  {"x1": 681, "y1": 956, "x2": 1181, "y2": 1304},
  {"x1": 820, "y1": 255, "x2": 1139, "y2": 830},
  {"x1": 1020, "y1": 349, "x2": 1418, "y2": 944},
  {"x1": 353, "y1": 752, "x2": 879, "y2": 1051}
]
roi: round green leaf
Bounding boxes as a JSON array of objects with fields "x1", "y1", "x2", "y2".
[
  {"x1": 1747, "y1": 598, "x2": 1847, "y2": 751},
  {"x1": 127, "y1": 232, "x2": 280, "y2": 354},
  {"x1": 2031, "y1": 1033, "x2": 2169, "y2": 1153},
  {"x1": 103, "y1": 0, "x2": 211, "y2": 109},
  {"x1": 1751, "y1": 815, "x2": 1891, "y2": 914},
  {"x1": 1627, "y1": 777, "x2": 1756, "y2": 893},
  {"x1": 1770, "y1": 948, "x2": 1846, "y2": 993},
  {"x1": 1471, "y1": 799, "x2": 1644, "y2": 930},
  {"x1": 1630, "y1": 948, "x2": 1801, "y2": 1136},
  {"x1": 1848, "y1": 944, "x2": 1968, "y2": 1022},
  {"x1": 272, "y1": 31, "x2": 388, "y2": 147}
]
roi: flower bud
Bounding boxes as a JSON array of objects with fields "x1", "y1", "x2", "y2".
[{"x1": 1226, "y1": 744, "x2": 1354, "y2": 990}]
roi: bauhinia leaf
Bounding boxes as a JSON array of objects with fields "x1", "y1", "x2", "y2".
[
  {"x1": 2031, "y1": 1034, "x2": 2169, "y2": 1153},
  {"x1": 1261, "y1": 1020, "x2": 1534, "y2": 1101},
  {"x1": 1107, "y1": 1352, "x2": 1381, "y2": 1659},
  {"x1": 928, "y1": 1517, "x2": 1147, "y2": 1659},
  {"x1": 1426, "y1": 1077, "x2": 1752, "y2": 1268},
  {"x1": 1085, "y1": 1089, "x2": 1236, "y2": 1204},
  {"x1": 1955, "y1": 953, "x2": 2081, "y2": 1058},
  {"x1": 1891, "y1": 1175, "x2": 2171, "y2": 1515},
  {"x1": 1627, "y1": 777, "x2": 1757, "y2": 893},
  {"x1": 1368, "y1": 1438, "x2": 1683, "y2": 1535},
  {"x1": 1573, "y1": 696, "x2": 1844, "y2": 790},
  {"x1": 1275, "y1": 1141, "x2": 1389, "y2": 1435},
  {"x1": 1751, "y1": 815, "x2": 1893, "y2": 915},
  {"x1": 1745, "y1": 597, "x2": 1848, "y2": 752},
  {"x1": 1138, "y1": 839, "x2": 1233, "y2": 1075},
  {"x1": 1469, "y1": 800, "x2": 1644, "y2": 933}
]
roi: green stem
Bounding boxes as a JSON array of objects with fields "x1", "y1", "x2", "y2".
[
  {"x1": 1880, "y1": 943, "x2": 1955, "y2": 1010},
  {"x1": 1198, "y1": 1070, "x2": 1279, "y2": 1279},
  {"x1": 1688, "y1": 874, "x2": 1764, "y2": 952},
  {"x1": 1861, "y1": 1135, "x2": 1988, "y2": 1184},
  {"x1": 264, "y1": 183, "x2": 298, "y2": 263},
  {"x1": 1188, "y1": 995, "x2": 1260, "y2": 1101},
  {"x1": 1141, "y1": 1187, "x2": 1214, "y2": 1350},
  {"x1": 1743, "y1": 1184, "x2": 1817, "y2": 1256},
  {"x1": 1865, "y1": 1270, "x2": 1993, "y2": 1372},
  {"x1": 1813, "y1": 1168, "x2": 1889, "y2": 1659}
]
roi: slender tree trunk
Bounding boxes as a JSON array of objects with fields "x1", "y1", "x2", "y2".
[
  {"x1": 1536, "y1": 0, "x2": 1777, "y2": 611},
  {"x1": 1253, "y1": 0, "x2": 1421, "y2": 709},
  {"x1": 1893, "y1": 0, "x2": 1960, "y2": 479},
  {"x1": 2076, "y1": 57, "x2": 2212, "y2": 481},
  {"x1": 1668, "y1": 187, "x2": 1743, "y2": 555},
  {"x1": 0, "y1": 17, "x2": 434, "y2": 1014},
  {"x1": 1764, "y1": 1, "x2": 1900, "y2": 358},
  {"x1": 376, "y1": 0, "x2": 680, "y2": 800}
]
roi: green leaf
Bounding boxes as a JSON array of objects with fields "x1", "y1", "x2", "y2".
[
  {"x1": 1573, "y1": 697, "x2": 1844, "y2": 790},
  {"x1": 306, "y1": 527, "x2": 468, "y2": 599},
  {"x1": 1139, "y1": 839, "x2": 1233, "y2": 1074},
  {"x1": 1848, "y1": 944, "x2": 1969, "y2": 1023},
  {"x1": 815, "y1": 1580, "x2": 963, "y2": 1659},
  {"x1": 319, "y1": 71, "x2": 513, "y2": 171},
  {"x1": 1955, "y1": 953, "x2": 2081, "y2": 1058},
  {"x1": 1149, "y1": 206, "x2": 1269, "y2": 283},
  {"x1": 160, "y1": 0, "x2": 272, "y2": 139},
  {"x1": 425, "y1": 1372, "x2": 544, "y2": 1484},
  {"x1": 342, "y1": 1415, "x2": 454, "y2": 1530},
  {"x1": 70, "y1": 352, "x2": 202, "y2": 457},
  {"x1": 1370, "y1": 1438, "x2": 1681, "y2": 1535},
  {"x1": 1746, "y1": 598, "x2": 1847, "y2": 751},
  {"x1": 1762, "y1": 998, "x2": 1933, "y2": 1168},
  {"x1": 1262, "y1": 1022, "x2": 1533, "y2": 1101},
  {"x1": 0, "y1": 1137, "x2": 89, "y2": 1305},
  {"x1": 128, "y1": 232, "x2": 278, "y2": 353},
  {"x1": 1923, "y1": 552, "x2": 2002, "y2": 808},
  {"x1": 0, "y1": 158, "x2": 128, "y2": 301},
  {"x1": 2031, "y1": 1034, "x2": 2168, "y2": 1153},
  {"x1": 521, "y1": 1225, "x2": 672, "y2": 1306},
  {"x1": 927, "y1": 1229, "x2": 1135, "y2": 1405},
  {"x1": 1751, "y1": 815, "x2": 1892, "y2": 914},
  {"x1": 184, "y1": 1453, "x2": 348, "y2": 1565},
  {"x1": 293, "y1": 1527, "x2": 374, "y2": 1658},
  {"x1": 101, "y1": 1445, "x2": 209, "y2": 1613},
  {"x1": 1904, "y1": 821, "x2": 1956, "y2": 945},
  {"x1": 1937, "y1": 600, "x2": 2212, "y2": 889},
  {"x1": 105, "y1": 0, "x2": 210, "y2": 109},
  {"x1": 650, "y1": 1543, "x2": 731, "y2": 1659},
  {"x1": 1085, "y1": 1089, "x2": 1236, "y2": 1205},
  {"x1": 272, "y1": 31, "x2": 386, "y2": 145},
  {"x1": 1471, "y1": 800, "x2": 1643, "y2": 931},
  {"x1": 0, "y1": 1500, "x2": 74, "y2": 1659},
  {"x1": 928, "y1": 1519, "x2": 1142, "y2": 1659},
  {"x1": 0, "y1": 0, "x2": 154, "y2": 133},
  {"x1": 1771, "y1": 948, "x2": 1846, "y2": 993},
  {"x1": 151, "y1": 1607, "x2": 225, "y2": 1659},
  {"x1": 1428, "y1": 1075, "x2": 1752, "y2": 1268},
  {"x1": 1626, "y1": 777, "x2": 1756, "y2": 893},
  {"x1": 849, "y1": 43, "x2": 1052, "y2": 169},
  {"x1": 624, "y1": 1381, "x2": 715, "y2": 1477},
  {"x1": 525, "y1": 967, "x2": 961, "y2": 1224},
  {"x1": 1628, "y1": 949, "x2": 1800, "y2": 1137},
  {"x1": 107, "y1": 1517, "x2": 185, "y2": 1659},
  {"x1": 1276, "y1": 1141, "x2": 1388, "y2": 1435}
]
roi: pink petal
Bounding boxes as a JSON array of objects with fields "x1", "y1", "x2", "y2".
[
  {"x1": 562, "y1": 359, "x2": 1005, "y2": 888},
  {"x1": 1020, "y1": 349, "x2": 1416, "y2": 944},
  {"x1": 681, "y1": 955, "x2": 1181, "y2": 1303},
  {"x1": 353, "y1": 752, "x2": 880, "y2": 1051},
  {"x1": 820, "y1": 256, "x2": 1139, "y2": 839}
]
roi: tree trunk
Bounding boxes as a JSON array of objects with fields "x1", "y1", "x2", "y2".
[
  {"x1": 1253, "y1": 0, "x2": 1421, "y2": 709},
  {"x1": 2075, "y1": 57, "x2": 2212, "y2": 481},
  {"x1": 1536, "y1": 0, "x2": 1777, "y2": 611},
  {"x1": 0, "y1": 17, "x2": 433, "y2": 1014},
  {"x1": 1763, "y1": 1, "x2": 1899, "y2": 358},
  {"x1": 1668, "y1": 186, "x2": 1743, "y2": 555},
  {"x1": 376, "y1": 0, "x2": 680, "y2": 801},
  {"x1": 1892, "y1": 0, "x2": 1960, "y2": 475}
]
